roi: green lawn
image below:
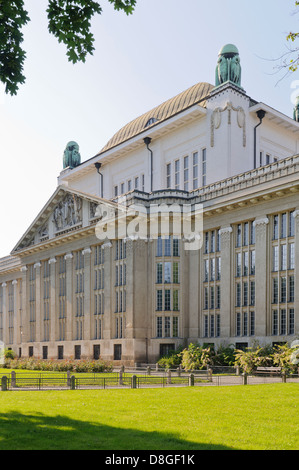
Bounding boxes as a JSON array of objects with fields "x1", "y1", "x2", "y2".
[{"x1": 0, "y1": 384, "x2": 297, "y2": 450}]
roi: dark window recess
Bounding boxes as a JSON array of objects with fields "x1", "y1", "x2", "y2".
[
  {"x1": 235, "y1": 342, "x2": 248, "y2": 351},
  {"x1": 93, "y1": 344, "x2": 100, "y2": 360},
  {"x1": 28, "y1": 346, "x2": 34, "y2": 357},
  {"x1": 58, "y1": 345, "x2": 64, "y2": 360},
  {"x1": 160, "y1": 343, "x2": 175, "y2": 357},
  {"x1": 42, "y1": 346, "x2": 48, "y2": 360},
  {"x1": 74, "y1": 345, "x2": 81, "y2": 360},
  {"x1": 114, "y1": 344, "x2": 122, "y2": 361}
]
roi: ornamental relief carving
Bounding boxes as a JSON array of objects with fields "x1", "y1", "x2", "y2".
[
  {"x1": 211, "y1": 101, "x2": 246, "y2": 148},
  {"x1": 53, "y1": 194, "x2": 83, "y2": 232}
]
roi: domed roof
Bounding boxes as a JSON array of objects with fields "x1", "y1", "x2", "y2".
[
  {"x1": 98, "y1": 82, "x2": 213, "y2": 154},
  {"x1": 218, "y1": 44, "x2": 239, "y2": 56}
]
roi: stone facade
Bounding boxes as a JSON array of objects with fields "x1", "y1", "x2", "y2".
[{"x1": 1, "y1": 47, "x2": 299, "y2": 365}]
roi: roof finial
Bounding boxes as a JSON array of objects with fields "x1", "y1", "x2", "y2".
[{"x1": 215, "y1": 44, "x2": 241, "y2": 88}]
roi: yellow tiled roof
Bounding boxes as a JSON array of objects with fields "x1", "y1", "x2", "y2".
[{"x1": 98, "y1": 81, "x2": 213, "y2": 154}]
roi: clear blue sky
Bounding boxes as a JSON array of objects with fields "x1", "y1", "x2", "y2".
[{"x1": 0, "y1": 0, "x2": 298, "y2": 258}]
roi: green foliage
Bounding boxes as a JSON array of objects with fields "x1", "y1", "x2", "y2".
[
  {"x1": 4, "y1": 357, "x2": 113, "y2": 373},
  {"x1": 213, "y1": 344, "x2": 236, "y2": 367},
  {"x1": 4, "y1": 349, "x2": 16, "y2": 360},
  {"x1": 272, "y1": 344, "x2": 297, "y2": 373},
  {"x1": 285, "y1": 1, "x2": 299, "y2": 72},
  {"x1": 180, "y1": 343, "x2": 214, "y2": 371},
  {"x1": 47, "y1": 0, "x2": 103, "y2": 64},
  {"x1": 234, "y1": 347, "x2": 272, "y2": 374},
  {"x1": 0, "y1": 0, "x2": 137, "y2": 95},
  {"x1": 157, "y1": 345, "x2": 183, "y2": 369},
  {"x1": 0, "y1": 0, "x2": 30, "y2": 95}
]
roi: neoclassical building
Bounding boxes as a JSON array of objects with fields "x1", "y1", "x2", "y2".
[{"x1": 1, "y1": 44, "x2": 299, "y2": 365}]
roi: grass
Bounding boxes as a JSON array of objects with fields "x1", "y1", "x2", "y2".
[{"x1": 0, "y1": 384, "x2": 297, "y2": 450}]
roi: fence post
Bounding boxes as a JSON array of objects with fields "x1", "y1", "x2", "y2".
[
  {"x1": 177, "y1": 366, "x2": 181, "y2": 377},
  {"x1": 147, "y1": 366, "x2": 151, "y2": 376},
  {"x1": 131, "y1": 375, "x2": 137, "y2": 389},
  {"x1": 1, "y1": 376, "x2": 8, "y2": 391},
  {"x1": 189, "y1": 374, "x2": 194, "y2": 386},
  {"x1": 119, "y1": 370, "x2": 123, "y2": 385},
  {"x1": 242, "y1": 372, "x2": 248, "y2": 385},
  {"x1": 281, "y1": 370, "x2": 286, "y2": 383},
  {"x1": 167, "y1": 370, "x2": 171, "y2": 384},
  {"x1": 208, "y1": 369, "x2": 213, "y2": 382},
  {"x1": 236, "y1": 366, "x2": 240, "y2": 376},
  {"x1": 67, "y1": 370, "x2": 71, "y2": 387},
  {"x1": 70, "y1": 375, "x2": 76, "y2": 390},
  {"x1": 11, "y1": 371, "x2": 16, "y2": 388},
  {"x1": 155, "y1": 363, "x2": 159, "y2": 372}
]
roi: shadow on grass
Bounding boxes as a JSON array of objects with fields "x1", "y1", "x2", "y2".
[{"x1": 0, "y1": 410, "x2": 236, "y2": 450}]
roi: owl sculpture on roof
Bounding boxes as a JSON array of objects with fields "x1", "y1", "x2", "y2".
[
  {"x1": 215, "y1": 44, "x2": 242, "y2": 88},
  {"x1": 63, "y1": 141, "x2": 81, "y2": 169}
]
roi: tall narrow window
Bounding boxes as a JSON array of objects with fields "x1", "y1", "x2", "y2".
[
  {"x1": 166, "y1": 163, "x2": 171, "y2": 189},
  {"x1": 202, "y1": 148, "x2": 207, "y2": 186},
  {"x1": 184, "y1": 156, "x2": 189, "y2": 191},
  {"x1": 193, "y1": 152, "x2": 198, "y2": 189},
  {"x1": 175, "y1": 160, "x2": 180, "y2": 189}
]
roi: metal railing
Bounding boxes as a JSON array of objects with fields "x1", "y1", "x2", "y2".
[{"x1": 0, "y1": 370, "x2": 298, "y2": 391}]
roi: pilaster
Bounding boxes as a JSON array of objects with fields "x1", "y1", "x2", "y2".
[
  {"x1": 34, "y1": 262, "x2": 42, "y2": 344},
  {"x1": 12, "y1": 280, "x2": 18, "y2": 346},
  {"x1": 20, "y1": 266, "x2": 28, "y2": 345},
  {"x1": 293, "y1": 210, "x2": 299, "y2": 337},
  {"x1": 64, "y1": 253, "x2": 73, "y2": 342},
  {"x1": 219, "y1": 226, "x2": 232, "y2": 337},
  {"x1": 83, "y1": 247, "x2": 92, "y2": 341},
  {"x1": 49, "y1": 258, "x2": 57, "y2": 342},
  {"x1": 103, "y1": 242, "x2": 112, "y2": 341},
  {"x1": 1, "y1": 283, "x2": 7, "y2": 346},
  {"x1": 254, "y1": 217, "x2": 269, "y2": 337}
]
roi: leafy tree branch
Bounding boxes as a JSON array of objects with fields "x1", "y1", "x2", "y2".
[{"x1": 0, "y1": 0, "x2": 136, "y2": 95}]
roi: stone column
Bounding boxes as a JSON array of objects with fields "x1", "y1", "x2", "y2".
[
  {"x1": 254, "y1": 217, "x2": 269, "y2": 337},
  {"x1": 188, "y1": 242, "x2": 200, "y2": 340},
  {"x1": 34, "y1": 262, "x2": 42, "y2": 344},
  {"x1": 1, "y1": 283, "x2": 7, "y2": 346},
  {"x1": 20, "y1": 266, "x2": 28, "y2": 346},
  {"x1": 125, "y1": 239, "x2": 134, "y2": 341},
  {"x1": 12, "y1": 280, "x2": 18, "y2": 346},
  {"x1": 49, "y1": 258, "x2": 57, "y2": 343},
  {"x1": 64, "y1": 253, "x2": 73, "y2": 342},
  {"x1": 293, "y1": 210, "x2": 299, "y2": 337},
  {"x1": 103, "y1": 242, "x2": 112, "y2": 341},
  {"x1": 219, "y1": 226, "x2": 232, "y2": 338},
  {"x1": 83, "y1": 247, "x2": 92, "y2": 343}
]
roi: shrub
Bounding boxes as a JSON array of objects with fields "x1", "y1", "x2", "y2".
[
  {"x1": 157, "y1": 346, "x2": 183, "y2": 369},
  {"x1": 180, "y1": 343, "x2": 214, "y2": 371},
  {"x1": 272, "y1": 344, "x2": 297, "y2": 373},
  {"x1": 234, "y1": 346, "x2": 272, "y2": 374},
  {"x1": 3, "y1": 358, "x2": 113, "y2": 373},
  {"x1": 213, "y1": 344, "x2": 236, "y2": 366}
]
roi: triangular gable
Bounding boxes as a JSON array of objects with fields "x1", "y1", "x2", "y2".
[{"x1": 11, "y1": 186, "x2": 119, "y2": 254}]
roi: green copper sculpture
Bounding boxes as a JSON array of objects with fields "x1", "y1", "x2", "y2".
[
  {"x1": 63, "y1": 141, "x2": 81, "y2": 169},
  {"x1": 215, "y1": 44, "x2": 242, "y2": 88},
  {"x1": 293, "y1": 97, "x2": 299, "y2": 122}
]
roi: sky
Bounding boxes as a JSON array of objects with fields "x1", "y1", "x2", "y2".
[{"x1": 0, "y1": 0, "x2": 299, "y2": 258}]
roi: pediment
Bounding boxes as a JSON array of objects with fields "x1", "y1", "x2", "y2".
[{"x1": 11, "y1": 186, "x2": 117, "y2": 254}]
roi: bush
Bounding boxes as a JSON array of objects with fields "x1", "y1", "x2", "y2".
[
  {"x1": 181, "y1": 343, "x2": 214, "y2": 371},
  {"x1": 157, "y1": 346, "x2": 183, "y2": 369},
  {"x1": 213, "y1": 344, "x2": 236, "y2": 367},
  {"x1": 4, "y1": 349, "x2": 16, "y2": 360},
  {"x1": 3, "y1": 358, "x2": 113, "y2": 373},
  {"x1": 272, "y1": 344, "x2": 298, "y2": 373}
]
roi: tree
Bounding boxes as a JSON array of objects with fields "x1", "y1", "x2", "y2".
[
  {"x1": 278, "y1": 1, "x2": 299, "y2": 74},
  {"x1": 0, "y1": 0, "x2": 136, "y2": 96}
]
